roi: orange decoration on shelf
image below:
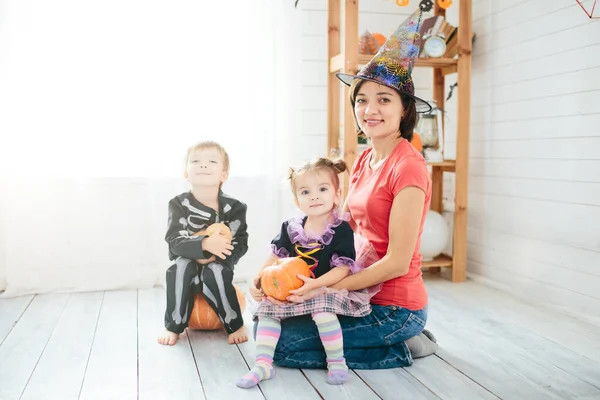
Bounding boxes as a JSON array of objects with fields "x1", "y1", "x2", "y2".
[
  {"x1": 260, "y1": 257, "x2": 312, "y2": 301},
  {"x1": 411, "y1": 132, "x2": 423, "y2": 152},
  {"x1": 188, "y1": 285, "x2": 247, "y2": 330},
  {"x1": 371, "y1": 33, "x2": 387, "y2": 48},
  {"x1": 437, "y1": 0, "x2": 452, "y2": 9},
  {"x1": 396, "y1": 0, "x2": 410, "y2": 6}
]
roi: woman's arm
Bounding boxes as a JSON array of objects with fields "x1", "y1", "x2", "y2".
[
  {"x1": 330, "y1": 186, "x2": 425, "y2": 292},
  {"x1": 342, "y1": 202, "x2": 357, "y2": 231}
]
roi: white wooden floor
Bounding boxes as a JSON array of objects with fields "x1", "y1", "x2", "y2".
[{"x1": 1, "y1": 276, "x2": 600, "y2": 400}]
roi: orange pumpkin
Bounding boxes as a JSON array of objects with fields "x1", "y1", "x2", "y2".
[
  {"x1": 193, "y1": 222, "x2": 232, "y2": 241},
  {"x1": 192, "y1": 223, "x2": 232, "y2": 264},
  {"x1": 371, "y1": 33, "x2": 387, "y2": 48},
  {"x1": 411, "y1": 132, "x2": 423, "y2": 152},
  {"x1": 260, "y1": 257, "x2": 312, "y2": 301},
  {"x1": 188, "y1": 284, "x2": 247, "y2": 330}
]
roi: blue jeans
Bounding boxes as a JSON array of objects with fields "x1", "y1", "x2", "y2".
[{"x1": 256, "y1": 305, "x2": 427, "y2": 369}]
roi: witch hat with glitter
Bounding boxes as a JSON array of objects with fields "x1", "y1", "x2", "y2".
[{"x1": 336, "y1": 6, "x2": 432, "y2": 113}]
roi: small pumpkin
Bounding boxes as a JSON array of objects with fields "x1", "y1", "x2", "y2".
[
  {"x1": 371, "y1": 33, "x2": 387, "y2": 48},
  {"x1": 260, "y1": 257, "x2": 312, "y2": 301},
  {"x1": 192, "y1": 223, "x2": 232, "y2": 264},
  {"x1": 193, "y1": 222, "x2": 232, "y2": 241},
  {"x1": 188, "y1": 284, "x2": 246, "y2": 330}
]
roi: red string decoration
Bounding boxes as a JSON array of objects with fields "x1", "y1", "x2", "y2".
[{"x1": 575, "y1": 0, "x2": 598, "y2": 18}]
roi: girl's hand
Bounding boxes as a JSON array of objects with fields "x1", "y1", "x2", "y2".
[
  {"x1": 287, "y1": 287, "x2": 326, "y2": 303},
  {"x1": 249, "y1": 275, "x2": 264, "y2": 302},
  {"x1": 288, "y1": 275, "x2": 321, "y2": 297}
]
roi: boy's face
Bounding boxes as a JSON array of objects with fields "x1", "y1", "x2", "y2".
[
  {"x1": 185, "y1": 148, "x2": 228, "y2": 188},
  {"x1": 294, "y1": 171, "x2": 340, "y2": 218}
]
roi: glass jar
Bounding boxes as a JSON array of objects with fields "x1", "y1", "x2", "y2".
[{"x1": 417, "y1": 113, "x2": 438, "y2": 148}]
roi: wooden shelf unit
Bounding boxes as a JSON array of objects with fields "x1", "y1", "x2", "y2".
[
  {"x1": 326, "y1": 0, "x2": 472, "y2": 282},
  {"x1": 330, "y1": 54, "x2": 458, "y2": 73}
]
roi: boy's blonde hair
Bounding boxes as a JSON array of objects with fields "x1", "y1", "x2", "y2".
[
  {"x1": 288, "y1": 157, "x2": 348, "y2": 195},
  {"x1": 185, "y1": 141, "x2": 230, "y2": 174}
]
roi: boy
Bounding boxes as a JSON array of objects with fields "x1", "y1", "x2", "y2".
[{"x1": 158, "y1": 141, "x2": 249, "y2": 345}]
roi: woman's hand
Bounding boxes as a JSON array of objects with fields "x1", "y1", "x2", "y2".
[
  {"x1": 288, "y1": 275, "x2": 321, "y2": 297},
  {"x1": 249, "y1": 274, "x2": 264, "y2": 302}
]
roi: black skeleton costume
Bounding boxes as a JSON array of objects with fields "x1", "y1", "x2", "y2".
[{"x1": 164, "y1": 190, "x2": 248, "y2": 334}]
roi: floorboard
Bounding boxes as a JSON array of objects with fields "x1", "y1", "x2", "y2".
[{"x1": 1, "y1": 278, "x2": 598, "y2": 400}]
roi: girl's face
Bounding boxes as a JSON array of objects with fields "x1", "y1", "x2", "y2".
[
  {"x1": 354, "y1": 81, "x2": 404, "y2": 140},
  {"x1": 294, "y1": 170, "x2": 340, "y2": 218}
]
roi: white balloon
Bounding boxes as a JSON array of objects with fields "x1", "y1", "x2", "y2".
[{"x1": 420, "y1": 210, "x2": 449, "y2": 261}]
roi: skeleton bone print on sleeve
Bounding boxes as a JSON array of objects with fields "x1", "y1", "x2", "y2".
[
  {"x1": 181, "y1": 198, "x2": 212, "y2": 232},
  {"x1": 228, "y1": 220, "x2": 241, "y2": 244},
  {"x1": 222, "y1": 201, "x2": 242, "y2": 245}
]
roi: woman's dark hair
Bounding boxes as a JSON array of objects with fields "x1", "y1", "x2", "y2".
[{"x1": 349, "y1": 79, "x2": 417, "y2": 142}]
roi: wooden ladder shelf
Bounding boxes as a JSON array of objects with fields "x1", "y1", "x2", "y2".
[{"x1": 326, "y1": 0, "x2": 472, "y2": 282}]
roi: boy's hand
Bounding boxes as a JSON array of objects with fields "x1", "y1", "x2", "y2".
[
  {"x1": 196, "y1": 255, "x2": 216, "y2": 265},
  {"x1": 202, "y1": 231, "x2": 233, "y2": 260}
]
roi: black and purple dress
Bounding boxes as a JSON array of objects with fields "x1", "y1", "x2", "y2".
[{"x1": 254, "y1": 212, "x2": 379, "y2": 320}]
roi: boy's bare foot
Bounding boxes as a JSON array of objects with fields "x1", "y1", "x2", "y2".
[
  {"x1": 228, "y1": 326, "x2": 248, "y2": 344},
  {"x1": 157, "y1": 329, "x2": 179, "y2": 346}
]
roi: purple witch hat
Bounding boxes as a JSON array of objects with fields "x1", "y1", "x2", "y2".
[{"x1": 336, "y1": 7, "x2": 432, "y2": 113}]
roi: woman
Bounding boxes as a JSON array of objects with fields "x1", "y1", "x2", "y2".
[{"x1": 250, "y1": 7, "x2": 438, "y2": 369}]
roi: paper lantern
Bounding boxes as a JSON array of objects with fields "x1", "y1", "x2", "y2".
[{"x1": 420, "y1": 210, "x2": 449, "y2": 261}]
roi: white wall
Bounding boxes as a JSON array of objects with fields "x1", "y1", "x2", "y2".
[
  {"x1": 0, "y1": 179, "x2": 6, "y2": 291},
  {"x1": 0, "y1": 176, "x2": 281, "y2": 297},
  {"x1": 466, "y1": 0, "x2": 600, "y2": 323},
  {"x1": 0, "y1": 0, "x2": 300, "y2": 295}
]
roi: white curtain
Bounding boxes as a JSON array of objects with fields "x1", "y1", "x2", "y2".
[{"x1": 0, "y1": 0, "x2": 302, "y2": 296}]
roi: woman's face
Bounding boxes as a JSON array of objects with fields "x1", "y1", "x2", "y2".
[{"x1": 354, "y1": 81, "x2": 404, "y2": 140}]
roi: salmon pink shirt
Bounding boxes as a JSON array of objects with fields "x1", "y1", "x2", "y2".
[{"x1": 346, "y1": 139, "x2": 431, "y2": 311}]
